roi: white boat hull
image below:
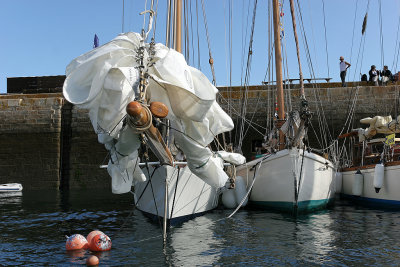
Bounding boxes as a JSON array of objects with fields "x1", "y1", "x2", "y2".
[
  {"x1": 134, "y1": 165, "x2": 220, "y2": 225},
  {"x1": 237, "y1": 149, "x2": 335, "y2": 213},
  {"x1": 0, "y1": 183, "x2": 23, "y2": 192},
  {"x1": 341, "y1": 163, "x2": 400, "y2": 206}
]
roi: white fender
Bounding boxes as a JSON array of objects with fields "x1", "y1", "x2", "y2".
[
  {"x1": 222, "y1": 176, "x2": 249, "y2": 209},
  {"x1": 352, "y1": 169, "x2": 364, "y2": 196},
  {"x1": 335, "y1": 172, "x2": 343, "y2": 193},
  {"x1": 222, "y1": 188, "x2": 236, "y2": 209},
  {"x1": 234, "y1": 176, "x2": 248, "y2": 207},
  {"x1": 373, "y1": 163, "x2": 385, "y2": 193}
]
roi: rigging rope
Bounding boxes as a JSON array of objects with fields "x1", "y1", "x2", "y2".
[
  {"x1": 151, "y1": 0, "x2": 159, "y2": 40},
  {"x1": 165, "y1": 0, "x2": 171, "y2": 47},
  {"x1": 234, "y1": 0, "x2": 252, "y2": 146},
  {"x1": 348, "y1": 0, "x2": 358, "y2": 80},
  {"x1": 200, "y1": 0, "x2": 217, "y2": 85},
  {"x1": 237, "y1": 0, "x2": 258, "y2": 152},
  {"x1": 222, "y1": 0, "x2": 234, "y2": 144},
  {"x1": 352, "y1": 0, "x2": 370, "y2": 82},
  {"x1": 122, "y1": 0, "x2": 125, "y2": 32},
  {"x1": 195, "y1": 0, "x2": 201, "y2": 70},
  {"x1": 378, "y1": 0, "x2": 384, "y2": 68},
  {"x1": 391, "y1": 17, "x2": 400, "y2": 73},
  {"x1": 184, "y1": 0, "x2": 189, "y2": 61},
  {"x1": 321, "y1": 0, "x2": 330, "y2": 78},
  {"x1": 295, "y1": 0, "x2": 332, "y2": 150},
  {"x1": 189, "y1": 0, "x2": 195, "y2": 67}
]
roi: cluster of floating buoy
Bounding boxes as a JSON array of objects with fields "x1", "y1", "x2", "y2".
[{"x1": 65, "y1": 230, "x2": 112, "y2": 266}]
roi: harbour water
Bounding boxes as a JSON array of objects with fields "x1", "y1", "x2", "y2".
[{"x1": 1, "y1": 189, "x2": 400, "y2": 266}]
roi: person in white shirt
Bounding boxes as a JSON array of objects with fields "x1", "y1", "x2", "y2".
[{"x1": 339, "y1": 56, "x2": 351, "y2": 87}]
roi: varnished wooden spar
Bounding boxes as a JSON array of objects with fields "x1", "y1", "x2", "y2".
[
  {"x1": 338, "y1": 131, "x2": 358, "y2": 139},
  {"x1": 149, "y1": 101, "x2": 169, "y2": 118},
  {"x1": 126, "y1": 101, "x2": 149, "y2": 125},
  {"x1": 126, "y1": 101, "x2": 173, "y2": 165}
]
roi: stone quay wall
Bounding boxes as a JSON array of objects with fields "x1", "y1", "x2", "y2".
[
  {"x1": 0, "y1": 92, "x2": 109, "y2": 190},
  {"x1": 1, "y1": 76, "x2": 399, "y2": 190},
  {"x1": 218, "y1": 83, "x2": 400, "y2": 157}
]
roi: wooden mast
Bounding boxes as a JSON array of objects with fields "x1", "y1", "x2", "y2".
[
  {"x1": 289, "y1": 0, "x2": 304, "y2": 97},
  {"x1": 272, "y1": 0, "x2": 285, "y2": 150},
  {"x1": 174, "y1": 0, "x2": 182, "y2": 53},
  {"x1": 163, "y1": 0, "x2": 182, "y2": 245}
]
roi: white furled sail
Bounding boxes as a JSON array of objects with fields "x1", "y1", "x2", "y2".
[{"x1": 63, "y1": 32, "x2": 244, "y2": 193}]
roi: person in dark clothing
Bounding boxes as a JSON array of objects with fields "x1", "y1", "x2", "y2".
[
  {"x1": 369, "y1": 65, "x2": 379, "y2": 86},
  {"x1": 380, "y1": 65, "x2": 392, "y2": 85},
  {"x1": 339, "y1": 56, "x2": 351, "y2": 87},
  {"x1": 361, "y1": 74, "x2": 368, "y2": 81}
]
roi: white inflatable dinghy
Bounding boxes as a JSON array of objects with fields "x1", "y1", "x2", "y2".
[{"x1": 0, "y1": 183, "x2": 23, "y2": 192}]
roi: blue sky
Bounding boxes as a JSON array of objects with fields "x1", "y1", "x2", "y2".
[{"x1": 1, "y1": 0, "x2": 400, "y2": 94}]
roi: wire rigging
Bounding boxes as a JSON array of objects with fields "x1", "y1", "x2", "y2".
[
  {"x1": 195, "y1": 0, "x2": 201, "y2": 70},
  {"x1": 348, "y1": 0, "x2": 358, "y2": 80},
  {"x1": 200, "y1": 0, "x2": 217, "y2": 85},
  {"x1": 294, "y1": 0, "x2": 333, "y2": 151},
  {"x1": 378, "y1": 0, "x2": 384, "y2": 68},
  {"x1": 352, "y1": 0, "x2": 370, "y2": 82},
  {"x1": 321, "y1": 0, "x2": 330, "y2": 78},
  {"x1": 391, "y1": 17, "x2": 400, "y2": 73},
  {"x1": 236, "y1": 0, "x2": 258, "y2": 152}
]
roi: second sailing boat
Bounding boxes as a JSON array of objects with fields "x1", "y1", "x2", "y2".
[{"x1": 237, "y1": 0, "x2": 335, "y2": 213}]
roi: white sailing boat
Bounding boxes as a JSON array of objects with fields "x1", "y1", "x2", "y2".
[
  {"x1": 237, "y1": 0, "x2": 335, "y2": 213},
  {"x1": 334, "y1": 2, "x2": 400, "y2": 208},
  {"x1": 62, "y1": 1, "x2": 245, "y2": 228},
  {"x1": 338, "y1": 115, "x2": 400, "y2": 207}
]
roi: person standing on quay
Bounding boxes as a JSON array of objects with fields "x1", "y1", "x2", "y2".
[
  {"x1": 369, "y1": 65, "x2": 379, "y2": 86},
  {"x1": 380, "y1": 65, "x2": 392, "y2": 85},
  {"x1": 339, "y1": 56, "x2": 351, "y2": 87}
]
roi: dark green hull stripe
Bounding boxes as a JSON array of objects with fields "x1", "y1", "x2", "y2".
[{"x1": 250, "y1": 198, "x2": 334, "y2": 213}]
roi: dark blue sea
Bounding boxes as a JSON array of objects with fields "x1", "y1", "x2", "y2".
[{"x1": 1, "y1": 189, "x2": 400, "y2": 266}]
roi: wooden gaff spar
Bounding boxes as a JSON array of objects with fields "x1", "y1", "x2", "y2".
[{"x1": 126, "y1": 101, "x2": 173, "y2": 166}]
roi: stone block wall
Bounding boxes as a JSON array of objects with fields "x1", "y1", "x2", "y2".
[
  {"x1": 1, "y1": 78, "x2": 399, "y2": 190},
  {"x1": 68, "y1": 107, "x2": 110, "y2": 190},
  {"x1": 0, "y1": 94, "x2": 63, "y2": 189},
  {"x1": 219, "y1": 84, "x2": 400, "y2": 158},
  {"x1": 0, "y1": 93, "x2": 109, "y2": 190}
]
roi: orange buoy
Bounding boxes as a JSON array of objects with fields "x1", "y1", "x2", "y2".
[
  {"x1": 65, "y1": 234, "x2": 88, "y2": 250},
  {"x1": 86, "y1": 255, "x2": 100, "y2": 266},
  {"x1": 149, "y1": 102, "x2": 169, "y2": 118},
  {"x1": 88, "y1": 233, "x2": 112, "y2": 252},
  {"x1": 86, "y1": 230, "x2": 104, "y2": 245}
]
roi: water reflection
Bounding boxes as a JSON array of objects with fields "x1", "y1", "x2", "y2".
[
  {"x1": 163, "y1": 209, "x2": 340, "y2": 266},
  {"x1": 167, "y1": 215, "x2": 223, "y2": 266},
  {"x1": 2, "y1": 190, "x2": 400, "y2": 266},
  {"x1": 0, "y1": 191, "x2": 23, "y2": 205}
]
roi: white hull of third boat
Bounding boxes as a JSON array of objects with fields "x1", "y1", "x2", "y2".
[
  {"x1": 134, "y1": 165, "x2": 219, "y2": 225},
  {"x1": 237, "y1": 148, "x2": 335, "y2": 213},
  {"x1": 0, "y1": 183, "x2": 23, "y2": 192},
  {"x1": 341, "y1": 163, "x2": 400, "y2": 206}
]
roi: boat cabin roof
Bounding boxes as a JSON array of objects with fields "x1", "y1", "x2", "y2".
[{"x1": 366, "y1": 138, "x2": 400, "y2": 144}]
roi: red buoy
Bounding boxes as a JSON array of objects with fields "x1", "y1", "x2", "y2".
[
  {"x1": 86, "y1": 230, "x2": 104, "y2": 245},
  {"x1": 88, "y1": 233, "x2": 112, "y2": 252},
  {"x1": 65, "y1": 234, "x2": 88, "y2": 250},
  {"x1": 86, "y1": 255, "x2": 100, "y2": 266}
]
